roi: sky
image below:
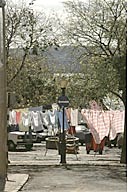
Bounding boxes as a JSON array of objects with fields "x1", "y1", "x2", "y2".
[
  {"x1": 11, "y1": 0, "x2": 89, "y2": 16},
  {"x1": 31, "y1": 0, "x2": 65, "y2": 15},
  {"x1": 27, "y1": 0, "x2": 88, "y2": 14},
  {"x1": 29, "y1": 0, "x2": 67, "y2": 12},
  {"x1": 32, "y1": 0, "x2": 65, "y2": 9}
]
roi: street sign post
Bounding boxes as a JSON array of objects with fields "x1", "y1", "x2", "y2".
[{"x1": 58, "y1": 94, "x2": 69, "y2": 164}]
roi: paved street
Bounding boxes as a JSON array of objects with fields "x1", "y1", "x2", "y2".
[{"x1": 7, "y1": 142, "x2": 127, "y2": 192}]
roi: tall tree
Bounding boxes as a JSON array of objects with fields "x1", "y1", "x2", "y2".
[
  {"x1": 61, "y1": 0, "x2": 127, "y2": 163},
  {"x1": 62, "y1": 0, "x2": 126, "y2": 99},
  {"x1": 6, "y1": 0, "x2": 59, "y2": 107}
]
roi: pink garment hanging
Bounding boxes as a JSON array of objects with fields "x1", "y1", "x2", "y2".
[
  {"x1": 16, "y1": 111, "x2": 21, "y2": 124},
  {"x1": 109, "y1": 110, "x2": 125, "y2": 140},
  {"x1": 81, "y1": 109, "x2": 110, "y2": 144},
  {"x1": 97, "y1": 111, "x2": 110, "y2": 142},
  {"x1": 81, "y1": 109, "x2": 100, "y2": 144},
  {"x1": 18, "y1": 108, "x2": 29, "y2": 132}
]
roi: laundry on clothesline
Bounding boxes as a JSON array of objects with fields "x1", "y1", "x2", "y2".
[
  {"x1": 8, "y1": 104, "x2": 125, "y2": 143},
  {"x1": 81, "y1": 109, "x2": 125, "y2": 144}
]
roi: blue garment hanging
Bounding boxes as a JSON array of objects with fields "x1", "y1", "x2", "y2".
[{"x1": 58, "y1": 109, "x2": 69, "y2": 130}]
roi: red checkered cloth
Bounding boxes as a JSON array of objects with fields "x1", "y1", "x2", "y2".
[
  {"x1": 81, "y1": 109, "x2": 110, "y2": 144},
  {"x1": 109, "y1": 110, "x2": 125, "y2": 140}
]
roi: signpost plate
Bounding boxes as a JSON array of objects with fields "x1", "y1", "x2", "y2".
[{"x1": 58, "y1": 95, "x2": 69, "y2": 107}]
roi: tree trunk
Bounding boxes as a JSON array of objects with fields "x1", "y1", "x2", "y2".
[{"x1": 120, "y1": 91, "x2": 127, "y2": 164}]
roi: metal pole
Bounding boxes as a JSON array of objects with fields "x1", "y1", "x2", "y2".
[
  {"x1": 60, "y1": 88, "x2": 66, "y2": 164},
  {"x1": 60, "y1": 106, "x2": 66, "y2": 164}
]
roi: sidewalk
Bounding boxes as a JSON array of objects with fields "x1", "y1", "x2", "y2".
[
  {"x1": 4, "y1": 174, "x2": 29, "y2": 192},
  {"x1": 5, "y1": 145, "x2": 126, "y2": 192},
  {"x1": 5, "y1": 160, "x2": 126, "y2": 192}
]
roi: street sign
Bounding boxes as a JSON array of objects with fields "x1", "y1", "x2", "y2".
[{"x1": 58, "y1": 95, "x2": 69, "y2": 107}]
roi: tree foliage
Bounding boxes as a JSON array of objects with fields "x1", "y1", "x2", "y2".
[
  {"x1": 62, "y1": 0, "x2": 126, "y2": 104},
  {"x1": 6, "y1": 0, "x2": 60, "y2": 107},
  {"x1": 61, "y1": 0, "x2": 127, "y2": 164},
  {"x1": 8, "y1": 57, "x2": 58, "y2": 108}
]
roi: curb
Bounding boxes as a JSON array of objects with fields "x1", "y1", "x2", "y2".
[
  {"x1": 8, "y1": 162, "x2": 126, "y2": 168},
  {"x1": 4, "y1": 174, "x2": 29, "y2": 192}
]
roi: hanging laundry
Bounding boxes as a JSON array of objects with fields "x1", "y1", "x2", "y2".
[
  {"x1": 7, "y1": 110, "x2": 19, "y2": 132},
  {"x1": 66, "y1": 108, "x2": 82, "y2": 134},
  {"x1": 70, "y1": 108, "x2": 79, "y2": 126},
  {"x1": 30, "y1": 111, "x2": 44, "y2": 133},
  {"x1": 18, "y1": 108, "x2": 30, "y2": 132},
  {"x1": 48, "y1": 110, "x2": 59, "y2": 135},
  {"x1": 16, "y1": 111, "x2": 21, "y2": 124},
  {"x1": 65, "y1": 108, "x2": 79, "y2": 125},
  {"x1": 81, "y1": 109, "x2": 110, "y2": 144},
  {"x1": 48, "y1": 110, "x2": 58, "y2": 127},
  {"x1": 40, "y1": 111, "x2": 49, "y2": 127},
  {"x1": 109, "y1": 110, "x2": 125, "y2": 140},
  {"x1": 65, "y1": 108, "x2": 71, "y2": 123},
  {"x1": 8, "y1": 110, "x2": 17, "y2": 125},
  {"x1": 58, "y1": 109, "x2": 69, "y2": 132},
  {"x1": 96, "y1": 110, "x2": 110, "y2": 142}
]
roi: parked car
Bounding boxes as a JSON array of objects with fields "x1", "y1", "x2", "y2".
[
  {"x1": 35, "y1": 131, "x2": 49, "y2": 143},
  {"x1": 8, "y1": 131, "x2": 37, "y2": 151},
  {"x1": 74, "y1": 123, "x2": 91, "y2": 145},
  {"x1": 105, "y1": 133, "x2": 123, "y2": 149}
]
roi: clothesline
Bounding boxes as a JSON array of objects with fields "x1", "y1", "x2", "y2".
[
  {"x1": 8, "y1": 108, "x2": 69, "y2": 135},
  {"x1": 8, "y1": 105, "x2": 125, "y2": 144}
]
